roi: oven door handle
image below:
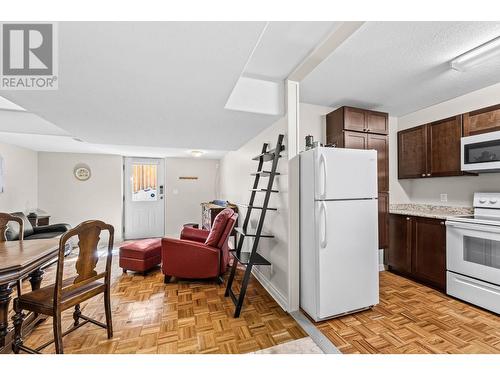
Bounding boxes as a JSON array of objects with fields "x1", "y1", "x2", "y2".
[{"x1": 446, "y1": 220, "x2": 500, "y2": 234}]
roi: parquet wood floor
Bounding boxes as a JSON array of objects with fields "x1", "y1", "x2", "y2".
[
  {"x1": 315, "y1": 271, "x2": 500, "y2": 354},
  {"x1": 9, "y1": 252, "x2": 306, "y2": 354}
]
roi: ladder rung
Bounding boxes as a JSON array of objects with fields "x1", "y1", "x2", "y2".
[
  {"x1": 230, "y1": 250, "x2": 271, "y2": 266},
  {"x1": 238, "y1": 204, "x2": 277, "y2": 211},
  {"x1": 234, "y1": 227, "x2": 274, "y2": 238},
  {"x1": 251, "y1": 171, "x2": 281, "y2": 176},
  {"x1": 252, "y1": 148, "x2": 283, "y2": 162},
  {"x1": 228, "y1": 288, "x2": 238, "y2": 305},
  {"x1": 249, "y1": 188, "x2": 279, "y2": 193}
]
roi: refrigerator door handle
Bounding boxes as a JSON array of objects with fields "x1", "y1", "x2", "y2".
[
  {"x1": 320, "y1": 201, "x2": 328, "y2": 248},
  {"x1": 319, "y1": 153, "x2": 327, "y2": 199}
]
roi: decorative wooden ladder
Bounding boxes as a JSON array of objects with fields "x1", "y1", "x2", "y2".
[{"x1": 225, "y1": 134, "x2": 285, "y2": 318}]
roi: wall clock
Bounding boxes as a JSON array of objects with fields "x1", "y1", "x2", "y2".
[{"x1": 74, "y1": 164, "x2": 91, "y2": 181}]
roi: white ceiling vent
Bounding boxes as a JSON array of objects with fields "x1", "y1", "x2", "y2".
[{"x1": 225, "y1": 76, "x2": 284, "y2": 116}]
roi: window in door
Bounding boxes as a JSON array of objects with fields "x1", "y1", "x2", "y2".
[{"x1": 131, "y1": 163, "x2": 158, "y2": 202}]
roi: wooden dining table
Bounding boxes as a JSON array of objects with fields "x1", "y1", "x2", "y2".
[{"x1": 0, "y1": 238, "x2": 60, "y2": 354}]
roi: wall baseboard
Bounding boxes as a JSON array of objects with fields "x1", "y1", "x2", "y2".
[{"x1": 252, "y1": 266, "x2": 289, "y2": 312}]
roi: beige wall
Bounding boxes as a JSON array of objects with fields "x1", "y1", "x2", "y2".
[
  {"x1": 392, "y1": 82, "x2": 500, "y2": 206},
  {"x1": 38, "y1": 152, "x2": 123, "y2": 240},
  {"x1": 0, "y1": 142, "x2": 38, "y2": 213},
  {"x1": 165, "y1": 158, "x2": 219, "y2": 237}
]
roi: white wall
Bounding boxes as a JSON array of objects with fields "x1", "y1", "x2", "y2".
[
  {"x1": 0, "y1": 142, "x2": 38, "y2": 212},
  {"x1": 298, "y1": 103, "x2": 332, "y2": 148},
  {"x1": 388, "y1": 116, "x2": 412, "y2": 204},
  {"x1": 219, "y1": 116, "x2": 289, "y2": 309},
  {"x1": 218, "y1": 103, "x2": 333, "y2": 311},
  {"x1": 38, "y1": 152, "x2": 123, "y2": 240},
  {"x1": 165, "y1": 158, "x2": 219, "y2": 237},
  {"x1": 392, "y1": 82, "x2": 500, "y2": 206}
]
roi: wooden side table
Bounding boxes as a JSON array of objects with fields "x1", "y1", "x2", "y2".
[{"x1": 27, "y1": 214, "x2": 50, "y2": 227}]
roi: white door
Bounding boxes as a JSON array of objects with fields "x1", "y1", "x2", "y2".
[
  {"x1": 124, "y1": 157, "x2": 165, "y2": 239},
  {"x1": 314, "y1": 147, "x2": 378, "y2": 200},
  {"x1": 316, "y1": 199, "x2": 379, "y2": 319}
]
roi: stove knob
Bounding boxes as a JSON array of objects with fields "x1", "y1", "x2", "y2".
[
  {"x1": 490, "y1": 199, "x2": 498, "y2": 204},
  {"x1": 479, "y1": 198, "x2": 487, "y2": 203}
]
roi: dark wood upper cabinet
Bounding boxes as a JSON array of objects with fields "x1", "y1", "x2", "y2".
[
  {"x1": 411, "y1": 217, "x2": 446, "y2": 290},
  {"x1": 366, "y1": 110, "x2": 389, "y2": 134},
  {"x1": 327, "y1": 106, "x2": 389, "y2": 138},
  {"x1": 398, "y1": 125, "x2": 427, "y2": 179},
  {"x1": 428, "y1": 116, "x2": 462, "y2": 177},
  {"x1": 388, "y1": 214, "x2": 446, "y2": 291},
  {"x1": 463, "y1": 104, "x2": 500, "y2": 136},
  {"x1": 398, "y1": 116, "x2": 467, "y2": 179},
  {"x1": 368, "y1": 133, "x2": 389, "y2": 192},
  {"x1": 344, "y1": 107, "x2": 367, "y2": 132},
  {"x1": 343, "y1": 130, "x2": 367, "y2": 149},
  {"x1": 388, "y1": 214, "x2": 411, "y2": 274}
]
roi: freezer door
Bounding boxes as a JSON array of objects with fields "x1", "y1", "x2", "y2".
[
  {"x1": 315, "y1": 147, "x2": 377, "y2": 200},
  {"x1": 316, "y1": 199, "x2": 379, "y2": 319}
]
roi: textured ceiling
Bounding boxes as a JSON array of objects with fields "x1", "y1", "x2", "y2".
[{"x1": 301, "y1": 22, "x2": 500, "y2": 116}]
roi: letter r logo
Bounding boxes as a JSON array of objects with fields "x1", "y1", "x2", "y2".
[{"x1": 2, "y1": 24, "x2": 53, "y2": 75}]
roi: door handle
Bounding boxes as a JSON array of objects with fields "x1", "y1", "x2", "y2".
[
  {"x1": 319, "y1": 153, "x2": 327, "y2": 199},
  {"x1": 320, "y1": 201, "x2": 328, "y2": 249}
]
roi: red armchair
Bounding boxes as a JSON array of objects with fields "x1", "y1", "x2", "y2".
[{"x1": 161, "y1": 210, "x2": 238, "y2": 283}]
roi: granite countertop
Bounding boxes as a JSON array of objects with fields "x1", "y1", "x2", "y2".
[{"x1": 389, "y1": 203, "x2": 473, "y2": 220}]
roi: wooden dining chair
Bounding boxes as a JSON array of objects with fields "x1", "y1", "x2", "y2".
[
  {"x1": 0, "y1": 212, "x2": 24, "y2": 242},
  {"x1": 0, "y1": 213, "x2": 25, "y2": 296},
  {"x1": 12, "y1": 220, "x2": 115, "y2": 354}
]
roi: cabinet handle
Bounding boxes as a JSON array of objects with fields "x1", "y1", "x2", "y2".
[
  {"x1": 440, "y1": 221, "x2": 445, "y2": 225},
  {"x1": 421, "y1": 173, "x2": 426, "y2": 177},
  {"x1": 367, "y1": 129, "x2": 371, "y2": 132},
  {"x1": 427, "y1": 173, "x2": 431, "y2": 177},
  {"x1": 406, "y1": 217, "x2": 410, "y2": 221}
]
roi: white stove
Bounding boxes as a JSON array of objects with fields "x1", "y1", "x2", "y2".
[{"x1": 446, "y1": 192, "x2": 500, "y2": 314}]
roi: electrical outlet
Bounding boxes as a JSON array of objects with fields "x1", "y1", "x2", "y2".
[{"x1": 440, "y1": 193, "x2": 448, "y2": 203}]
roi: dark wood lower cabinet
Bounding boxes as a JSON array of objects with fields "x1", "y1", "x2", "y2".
[
  {"x1": 412, "y1": 217, "x2": 446, "y2": 290},
  {"x1": 388, "y1": 214, "x2": 411, "y2": 274},
  {"x1": 378, "y1": 193, "x2": 389, "y2": 249},
  {"x1": 387, "y1": 214, "x2": 446, "y2": 291}
]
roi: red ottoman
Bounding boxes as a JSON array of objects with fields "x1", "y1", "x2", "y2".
[{"x1": 119, "y1": 238, "x2": 162, "y2": 274}]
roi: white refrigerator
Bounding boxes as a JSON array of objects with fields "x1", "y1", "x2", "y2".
[{"x1": 297, "y1": 147, "x2": 379, "y2": 321}]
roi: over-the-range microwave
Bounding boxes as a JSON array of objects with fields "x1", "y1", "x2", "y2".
[{"x1": 462, "y1": 130, "x2": 500, "y2": 172}]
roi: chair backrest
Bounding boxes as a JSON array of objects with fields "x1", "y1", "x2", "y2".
[
  {"x1": 0, "y1": 212, "x2": 24, "y2": 242},
  {"x1": 54, "y1": 220, "x2": 114, "y2": 307},
  {"x1": 217, "y1": 212, "x2": 238, "y2": 249}
]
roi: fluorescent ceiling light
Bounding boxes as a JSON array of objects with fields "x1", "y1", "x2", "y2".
[
  {"x1": 450, "y1": 36, "x2": 500, "y2": 72},
  {"x1": 191, "y1": 150, "x2": 204, "y2": 157}
]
